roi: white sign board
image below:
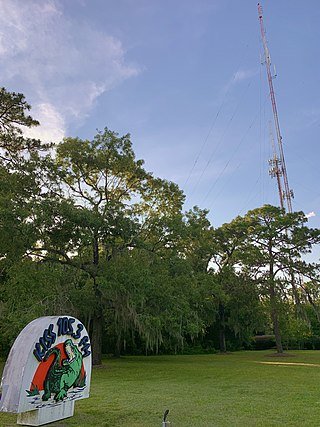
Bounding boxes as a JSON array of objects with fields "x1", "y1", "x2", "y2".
[{"x1": 0, "y1": 316, "x2": 92, "y2": 425}]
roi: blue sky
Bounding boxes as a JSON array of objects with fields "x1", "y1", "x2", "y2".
[{"x1": 1, "y1": 0, "x2": 319, "y2": 230}]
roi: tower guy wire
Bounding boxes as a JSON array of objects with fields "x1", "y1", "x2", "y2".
[{"x1": 183, "y1": 45, "x2": 250, "y2": 191}]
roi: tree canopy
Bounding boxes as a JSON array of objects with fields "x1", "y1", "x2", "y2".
[{"x1": 1, "y1": 88, "x2": 320, "y2": 362}]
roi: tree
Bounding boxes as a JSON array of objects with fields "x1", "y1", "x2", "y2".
[
  {"x1": 0, "y1": 88, "x2": 47, "y2": 272},
  {"x1": 182, "y1": 207, "x2": 214, "y2": 273},
  {"x1": 0, "y1": 260, "x2": 86, "y2": 351},
  {"x1": 0, "y1": 88, "x2": 58, "y2": 354},
  {"x1": 28, "y1": 128, "x2": 185, "y2": 364},
  {"x1": 0, "y1": 90, "x2": 213, "y2": 361},
  {"x1": 102, "y1": 245, "x2": 212, "y2": 356},
  {"x1": 240, "y1": 205, "x2": 320, "y2": 353},
  {"x1": 0, "y1": 87, "x2": 42, "y2": 155},
  {"x1": 209, "y1": 218, "x2": 262, "y2": 352}
]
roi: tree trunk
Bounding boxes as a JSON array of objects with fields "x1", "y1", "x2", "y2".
[
  {"x1": 93, "y1": 236, "x2": 99, "y2": 266},
  {"x1": 91, "y1": 312, "x2": 103, "y2": 365},
  {"x1": 91, "y1": 266, "x2": 104, "y2": 365},
  {"x1": 114, "y1": 331, "x2": 122, "y2": 358},
  {"x1": 219, "y1": 303, "x2": 227, "y2": 353},
  {"x1": 269, "y1": 246, "x2": 283, "y2": 354},
  {"x1": 270, "y1": 285, "x2": 283, "y2": 353}
]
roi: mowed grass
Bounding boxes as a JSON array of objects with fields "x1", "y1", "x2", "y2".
[{"x1": 2, "y1": 351, "x2": 320, "y2": 426}]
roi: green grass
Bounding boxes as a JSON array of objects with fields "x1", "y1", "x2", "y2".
[{"x1": 2, "y1": 351, "x2": 320, "y2": 426}]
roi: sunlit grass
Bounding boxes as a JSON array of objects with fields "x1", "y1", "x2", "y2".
[{"x1": 1, "y1": 351, "x2": 320, "y2": 426}]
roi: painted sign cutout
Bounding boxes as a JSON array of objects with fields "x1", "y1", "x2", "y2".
[{"x1": 0, "y1": 316, "x2": 92, "y2": 425}]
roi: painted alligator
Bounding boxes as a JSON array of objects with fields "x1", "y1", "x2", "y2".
[{"x1": 42, "y1": 339, "x2": 83, "y2": 402}]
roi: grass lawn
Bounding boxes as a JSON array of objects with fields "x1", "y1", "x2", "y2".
[{"x1": 1, "y1": 350, "x2": 320, "y2": 426}]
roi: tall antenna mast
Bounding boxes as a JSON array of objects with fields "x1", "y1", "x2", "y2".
[
  {"x1": 268, "y1": 121, "x2": 284, "y2": 210},
  {"x1": 258, "y1": 3, "x2": 294, "y2": 213}
]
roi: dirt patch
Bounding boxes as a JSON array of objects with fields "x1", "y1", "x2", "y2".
[
  {"x1": 93, "y1": 363, "x2": 109, "y2": 369},
  {"x1": 217, "y1": 352, "x2": 233, "y2": 355},
  {"x1": 265, "y1": 352, "x2": 296, "y2": 358}
]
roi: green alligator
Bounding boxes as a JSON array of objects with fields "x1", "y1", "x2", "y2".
[{"x1": 42, "y1": 339, "x2": 84, "y2": 402}]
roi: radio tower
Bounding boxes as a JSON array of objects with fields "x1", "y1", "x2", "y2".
[
  {"x1": 258, "y1": 3, "x2": 294, "y2": 213},
  {"x1": 268, "y1": 121, "x2": 284, "y2": 210}
]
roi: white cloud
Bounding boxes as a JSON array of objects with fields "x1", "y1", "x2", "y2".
[
  {"x1": 306, "y1": 211, "x2": 316, "y2": 219},
  {"x1": 23, "y1": 103, "x2": 65, "y2": 144},
  {"x1": 0, "y1": 0, "x2": 140, "y2": 139},
  {"x1": 222, "y1": 68, "x2": 258, "y2": 94},
  {"x1": 233, "y1": 69, "x2": 257, "y2": 83}
]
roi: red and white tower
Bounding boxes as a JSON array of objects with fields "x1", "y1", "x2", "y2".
[{"x1": 258, "y1": 3, "x2": 294, "y2": 213}]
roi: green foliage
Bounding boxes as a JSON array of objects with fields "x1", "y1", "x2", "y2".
[
  {"x1": 0, "y1": 87, "x2": 41, "y2": 154},
  {"x1": 1, "y1": 89, "x2": 320, "y2": 361},
  {"x1": 207, "y1": 220, "x2": 264, "y2": 352},
  {"x1": 0, "y1": 261, "x2": 86, "y2": 353},
  {"x1": 18, "y1": 127, "x2": 202, "y2": 361},
  {"x1": 232, "y1": 205, "x2": 320, "y2": 353},
  {"x1": 101, "y1": 249, "x2": 213, "y2": 355}
]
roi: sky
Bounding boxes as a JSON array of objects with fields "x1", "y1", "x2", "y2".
[{"x1": 0, "y1": 0, "x2": 319, "y2": 230}]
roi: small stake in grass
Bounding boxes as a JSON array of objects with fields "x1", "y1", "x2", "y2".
[{"x1": 162, "y1": 409, "x2": 170, "y2": 427}]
